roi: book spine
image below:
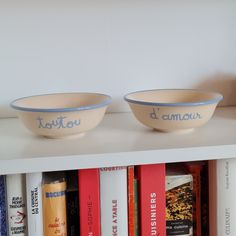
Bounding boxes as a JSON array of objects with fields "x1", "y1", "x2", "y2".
[
  {"x1": 208, "y1": 160, "x2": 216, "y2": 236},
  {"x1": 6, "y1": 174, "x2": 27, "y2": 236},
  {"x1": 216, "y1": 158, "x2": 236, "y2": 236},
  {"x1": 201, "y1": 162, "x2": 209, "y2": 235},
  {"x1": 100, "y1": 166, "x2": 128, "y2": 236},
  {"x1": 128, "y1": 166, "x2": 135, "y2": 236},
  {"x1": 0, "y1": 175, "x2": 7, "y2": 236},
  {"x1": 42, "y1": 179, "x2": 67, "y2": 236},
  {"x1": 66, "y1": 190, "x2": 79, "y2": 236},
  {"x1": 26, "y1": 172, "x2": 43, "y2": 236},
  {"x1": 185, "y1": 162, "x2": 203, "y2": 236},
  {"x1": 78, "y1": 168, "x2": 100, "y2": 236},
  {"x1": 134, "y1": 178, "x2": 139, "y2": 236},
  {"x1": 66, "y1": 170, "x2": 79, "y2": 236},
  {"x1": 137, "y1": 164, "x2": 166, "y2": 236}
]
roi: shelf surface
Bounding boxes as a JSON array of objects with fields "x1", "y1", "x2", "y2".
[{"x1": 1, "y1": 106, "x2": 236, "y2": 174}]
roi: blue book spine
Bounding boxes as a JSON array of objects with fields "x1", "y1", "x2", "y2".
[{"x1": 0, "y1": 175, "x2": 7, "y2": 236}]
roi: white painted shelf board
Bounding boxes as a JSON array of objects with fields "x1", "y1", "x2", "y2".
[{"x1": 1, "y1": 106, "x2": 236, "y2": 174}]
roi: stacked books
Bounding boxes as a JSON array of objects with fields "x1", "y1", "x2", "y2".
[{"x1": 0, "y1": 161, "x2": 210, "y2": 236}]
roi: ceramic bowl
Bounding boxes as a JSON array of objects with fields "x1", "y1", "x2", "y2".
[
  {"x1": 11, "y1": 92, "x2": 112, "y2": 138},
  {"x1": 124, "y1": 89, "x2": 223, "y2": 133}
]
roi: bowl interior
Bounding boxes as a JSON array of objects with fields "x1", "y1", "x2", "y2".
[
  {"x1": 12, "y1": 93, "x2": 111, "y2": 111},
  {"x1": 125, "y1": 89, "x2": 222, "y2": 105}
]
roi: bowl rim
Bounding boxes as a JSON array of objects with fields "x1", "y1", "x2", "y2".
[
  {"x1": 11, "y1": 92, "x2": 112, "y2": 112},
  {"x1": 124, "y1": 89, "x2": 223, "y2": 107}
]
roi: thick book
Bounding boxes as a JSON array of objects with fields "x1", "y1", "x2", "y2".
[
  {"x1": 26, "y1": 172, "x2": 43, "y2": 236},
  {"x1": 66, "y1": 171, "x2": 79, "y2": 236},
  {"x1": 214, "y1": 158, "x2": 236, "y2": 236},
  {"x1": 0, "y1": 175, "x2": 7, "y2": 236},
  {"x1": 42, "y1": 172, "x2": 67, "y2": 236},
  {"x1": 78, "y1": 168, "x2": 100, "y2": 236},
  {"x1": 100, "y1": 166, "x2": 128, "y2": 236},
  {"x1": 137, "y1": 164, "x2": 166, "y2": 236},
  {"x1": 6, "y1": 174, "x2": 27, "y2": 236}
]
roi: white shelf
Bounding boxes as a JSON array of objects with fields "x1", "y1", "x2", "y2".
[{"x1": 1, "y1": 106, "x2": 236, "y2": 174}]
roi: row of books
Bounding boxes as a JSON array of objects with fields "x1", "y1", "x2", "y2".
[{"x1": 0, "y1": 161, "x2": 210, "y2": 236}]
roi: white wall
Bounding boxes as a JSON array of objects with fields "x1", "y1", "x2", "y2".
[{"x1": 1, "y1": 0, "x2": 236, "y2": 117}]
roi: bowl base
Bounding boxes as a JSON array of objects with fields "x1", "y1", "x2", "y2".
[
  {"x1": 154, "y1": 128, "x2": 195, "y2": 134},
  {"x1": 42, "y1": 132, "x2": 86, "y2": 139}
]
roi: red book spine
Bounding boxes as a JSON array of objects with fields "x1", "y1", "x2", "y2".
[
  {"x1": 128, "y1": 166, "x2": 135, "y2": 236},
  {"x1": 185, "y1": 162, "x2": 204, "y2": 236},
  {"x1": 78, "y1": 168, "x2": 101, "y2": 236},
  {"x1": 137, "y1": 164, "x2": 166, "y2": 236}
]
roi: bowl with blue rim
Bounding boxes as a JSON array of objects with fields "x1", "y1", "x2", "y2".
[
  {"x1": 11, "y1": 92, "x2": 112, "y2": 138},
  {"x1": 124, "y1": 89, "x2": 223, "y2": 133}
]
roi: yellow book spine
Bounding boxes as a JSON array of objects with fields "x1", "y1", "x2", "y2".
[{"x1": 42, "y1": 181, "x2": 67, "y2": 236}]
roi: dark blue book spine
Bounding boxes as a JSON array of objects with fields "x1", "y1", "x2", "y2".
[{"x1": 0, "y1": 175, "x2": 7, "y2": 236}]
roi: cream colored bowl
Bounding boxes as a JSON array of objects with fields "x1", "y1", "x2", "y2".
[
  {"x1": 124, "y1": 89, "x2": 223, "y2": 133},
  {"x1": 11, "y1": 93, "x2": 112, "y2": 138}
]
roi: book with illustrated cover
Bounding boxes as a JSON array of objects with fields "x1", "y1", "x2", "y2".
[
  {"x1": 78, "y1": 168, "x2": 100, "y2": 236},
  {"x1": 0, "y1": 175, "x2": 7, "y2": 236},
  {"x1": 6, "y1": 174, "x2": 27, "y2": 236},
  {"x1": 100, "y1": 166, "x2": 128, "y2": 236},
  {"x1": 166, "y1": 166, "x2": 193, "y2": 236},
  {"x1": 137, "y1": 164, "x2": 166, "y2": 236},
  {"x1": 42, "y1": 172, "x2": 67, "y2": 236}
]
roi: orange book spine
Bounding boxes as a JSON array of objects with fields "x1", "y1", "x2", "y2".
[
  {"x1": 128, "y1": 166, "x2": 135, "y2": 236},
  {"x1": 42, "y1": 180, "x2": 67, "y2": 236}
]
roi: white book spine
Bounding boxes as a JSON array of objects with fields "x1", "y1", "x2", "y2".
[
  {"x1": 26, "y1": 172, "x2": 43, "y2": 236},
  {"x1": 6, "y1": 174, "x2": 27, "y2": 236},
  {"x1": 217, "y1": 158, "x2": 236, "y2": 236},
  {"x1": 100, "y1": 166, "x2": 128, "y2": 236}
]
